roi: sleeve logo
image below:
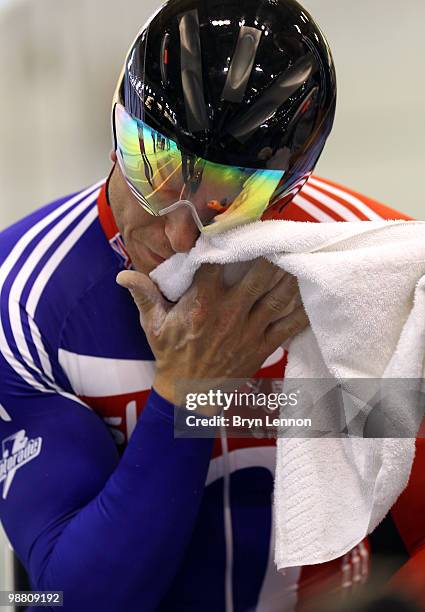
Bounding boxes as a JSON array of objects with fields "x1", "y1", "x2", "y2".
[{"x1": 0, "y1": 430, "x2": 43, "y2": 499}]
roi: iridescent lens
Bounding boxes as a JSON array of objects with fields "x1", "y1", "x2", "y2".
[{"x1": 115, "y1": 104, "x2": 284, "y2": 233}]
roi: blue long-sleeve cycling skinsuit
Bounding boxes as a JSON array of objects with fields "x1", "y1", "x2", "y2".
[{"x1": 2, "y1": 178, "x2": 421, "y2": 611}]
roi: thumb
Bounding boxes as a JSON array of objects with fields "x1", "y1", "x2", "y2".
[{"x1": 116, "y1": 270, "x2": 167, "y2": 322}]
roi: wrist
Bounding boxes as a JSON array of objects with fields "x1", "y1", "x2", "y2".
[
  {"x1": 152, "y1": 376, "x2": 224, "y2": 416},
  {"x1": 152, "y1": 376, "x2": 181, "y2": 406},
  {"x1": 153, "y1": 373, "x2": 206, "y2": 406}
]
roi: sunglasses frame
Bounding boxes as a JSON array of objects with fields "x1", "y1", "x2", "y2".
[{"x1": 112, "y1": 102, "x2": 286, "y2": 234}]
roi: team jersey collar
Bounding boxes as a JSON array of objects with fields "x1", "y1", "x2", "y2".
[{"x1": 97, "y1": 181, "x2": 132, "y2": 269}]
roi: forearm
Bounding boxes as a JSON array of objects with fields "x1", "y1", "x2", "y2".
[{"x1": 24, "y1": 390, "x2": 213, "y2": 611}]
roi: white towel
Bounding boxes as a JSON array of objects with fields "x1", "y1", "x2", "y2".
[{"x1": 150, "y1": 218, "x2": 425, "y2": 569}]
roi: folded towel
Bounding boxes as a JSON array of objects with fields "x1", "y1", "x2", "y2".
[{"x1": 150, "y1": 219, "x2": 425, "y2": 569}]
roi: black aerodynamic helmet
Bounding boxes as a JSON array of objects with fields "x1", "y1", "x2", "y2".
[{"x1": 112, "y1": 0, "x2": 336, "y2": 234}]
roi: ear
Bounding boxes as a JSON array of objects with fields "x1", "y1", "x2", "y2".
[{"x1": 109, "y1": 149, "x2": 118, "y2": 163}]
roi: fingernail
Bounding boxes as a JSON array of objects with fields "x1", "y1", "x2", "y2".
[
  {"x1": 116, "y1": 272, "x2": 134, "y2": 290},
  {"x1": 116, "y1": 272, "x2": 126, "y2": 287}
]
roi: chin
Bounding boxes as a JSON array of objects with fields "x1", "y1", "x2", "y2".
[
  {"x1": 126, "y1": 243, "x2": 162, "y2": 275},
  {"x1": 134, "y1": 261, "x2": 156, "y2": 275},
  {"x1": 135, "y1": 255, "x2": 163, "y2": 276}
]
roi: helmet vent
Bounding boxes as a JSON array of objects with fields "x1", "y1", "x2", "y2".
[
  {"x1": 160, "y1": 32, "x2": 170, "y2": 86},
  {"x1": 178, "y1": 10, "x2": 210, "y2": 132},
  {"x1": 227, "y1": 54, "x2": 315, "y2": 143},
  {"x1": 221, "y1": 26, "x2": 262, "y2": 103}
]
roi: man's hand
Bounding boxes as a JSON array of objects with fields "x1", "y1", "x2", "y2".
[{"x1": 117, "y1": 259, "x2": 309, "y2": 406}]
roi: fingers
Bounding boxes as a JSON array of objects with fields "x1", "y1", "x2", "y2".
[
  {"x1": 233, "y1": 258, "x2": 287, "y2": 310},
  {"x1": 116, "y1": 271, "x2": 169, "y2": 328},
  {"x1": 249, "y1": 273, "x2": 299, "y2": 327},
  {"x1": 181, "y1": 263, "x2": 224, "y2": 311},
  {"x1": 192, "y1": 263, "x2": 224, "y2": 292},
  {"x1": 264, "y1": 304, "x2": 309, "y2": 350}
]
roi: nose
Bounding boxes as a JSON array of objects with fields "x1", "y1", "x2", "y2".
[{"x1": 164, "y1": 205, "x2": 200, "y2": 252}]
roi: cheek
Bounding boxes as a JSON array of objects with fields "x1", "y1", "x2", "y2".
[
  {"x1": 130, "y1": 218, "x2": 165, "y2": 248},
  {"x1": 125, "y1": 219, "x2": 169, "y2": 274},
  {"x1": 123, "y1": 203, "x2": 154, "y2": 230},
  {"x1": 119, "y1": 202, "x2": 159, "y2": 243}
]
